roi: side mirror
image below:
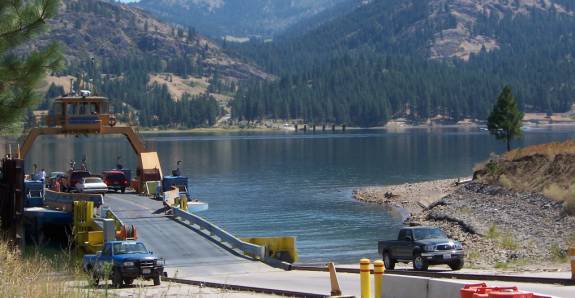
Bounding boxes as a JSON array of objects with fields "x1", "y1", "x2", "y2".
[
  {"x1": 404, "y1": 236, "x2": 412, "y2": 242},
  {"x1": 149, "y1": 251, "x2": 154, "y2": 255}
]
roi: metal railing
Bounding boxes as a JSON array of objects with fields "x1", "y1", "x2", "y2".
[
  {"x1": 44, "y1": 190, "x2": 104, "y2": 208},
  {"x1": 172, "y1": 208, "x2": 265, "y2": 260}
]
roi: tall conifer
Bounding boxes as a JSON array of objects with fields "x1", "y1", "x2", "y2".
[
  {"x1": 0, "y1": 0, "x2": 62, "y2": 130},
  {"x1": 487, "y1": 86, "x2": 524, "y2": 151}
]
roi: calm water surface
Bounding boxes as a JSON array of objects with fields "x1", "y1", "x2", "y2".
[{"x1": 4, "y1": 126, "x2": 575, "y2": 263}]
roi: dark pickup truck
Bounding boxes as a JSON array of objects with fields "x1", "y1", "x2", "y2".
[
  {"x1": 83, "y1": 241, "x2": 164, "y2": 288},
  {"x1": 378, "y1": 226, "x2": 464, "y2": 271}
]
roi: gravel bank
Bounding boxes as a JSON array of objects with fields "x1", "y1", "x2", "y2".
[
  {"x1": 353, "y1": 178, "x2": 460, "y2": 216},
  {"x1": 354, "y1": 180, "x2": 575, "y2": 271}
]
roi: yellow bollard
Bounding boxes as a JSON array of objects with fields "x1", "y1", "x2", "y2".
[
  {"x1": 569, "y1": 246, "x2": 575, "y2": 280},
  {"x1": 360, "y1": 258, "x2": 371, "y2": 298},
  {"x1": 180, "y1": 195, "x2": 188, "y2": 210},
  {"x1": 373, "y1": 260, "x2": 384, "y2": 298}
]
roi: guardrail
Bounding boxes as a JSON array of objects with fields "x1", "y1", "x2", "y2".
[
  {"x1": 172, "y1": 208, "x2": 265, "y2": 260},
  {"x1": 44, "y1": 190, "x2": 104, "y2": 210},
  {"x1": 105, "y1": 207, "x2": 125, "y2": 231}
]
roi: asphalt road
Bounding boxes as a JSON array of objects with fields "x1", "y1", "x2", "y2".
[
  {"x1": 104, "y1": 193, "x2": 574, "y2": 298},
  {"x1": 105, "y1": 193, "x2": 277, "y2": 277}
]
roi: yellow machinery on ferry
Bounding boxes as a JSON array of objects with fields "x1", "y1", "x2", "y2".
[{"x1": 18, "y1": 91, "x2": 163, "y2": 192}]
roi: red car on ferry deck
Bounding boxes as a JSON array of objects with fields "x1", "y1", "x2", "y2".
[{"x1": 102, "y1": 170, "x2": 129, "y2": 193}]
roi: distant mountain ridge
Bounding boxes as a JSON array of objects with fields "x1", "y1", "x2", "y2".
[
  {"x1": 230, "y1": 0, "x2": 575, "y2": 127},
  {"x1": 287, "y1": 0, "x2": 575, "y2": 60},
  {"x1": 134, "y1": 0, "x2": 352, "y2": 38},
  {"x1": 427, "y1": 0, "x2": 573, "y2": 60},
  {"x1": 32, "y1": 0, "x2": 268, "y2": 80},
  {"x1": 29, "y1": 0, "x2": 272, "y2": 129}
]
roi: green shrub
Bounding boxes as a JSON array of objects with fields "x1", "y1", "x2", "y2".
[
  {"x1": 500, "y1": 234, "x2": 518, "y2": 250},
  {"x1": 550, "y1": 243, "x2": 568, "y2": 263},
  {"x1": 486, "y1": 160, "x2": 502, "y2": 177},
  {"x1": 487, "y1": 224, "x2": 500, "y2": 239}
]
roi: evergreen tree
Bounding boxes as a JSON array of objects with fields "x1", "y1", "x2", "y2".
[
  {"x1": 487, "y1": 86, "x2": 524, "y2": 151},
  {"x1": 0, "y1": 0, "x2": 62, "y2": 131}
]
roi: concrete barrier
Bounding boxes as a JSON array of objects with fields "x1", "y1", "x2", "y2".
[
  {"x1": 381, "y1": 275, "x2": 561, "y2": 298},
  {"x1": 381, "y1": 274, "x2": 429, "y2": 298},
  {"x1": 428, "y1": 279, "x2": 469, "y2": 298},
  {"x1": 172, "y1": 208, "x2": 265, "y2": 259},
  {"x1": 381, "y1": 275, "x2": 476, "y2": 298}
]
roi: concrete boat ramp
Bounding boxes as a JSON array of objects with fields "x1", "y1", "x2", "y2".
[
  {"x1": 105, "y1": 193, "x2": 275, "y2": 278},
  {"x1": 105, "y1": 193, "x2": 574, "y2": 298}
]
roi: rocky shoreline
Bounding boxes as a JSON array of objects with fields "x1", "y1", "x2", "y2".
[
  {"x1": 353, "y1": 179, "x2": 460, "y2": 217},
  {"x1": 354, "y1": 180, "x2": 575, "y2": 271}
]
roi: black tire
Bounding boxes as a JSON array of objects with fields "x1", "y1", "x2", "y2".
[
  {"x1": 449, "y1": 259, "x2": 464, "y2": 271},
  {"x1": 121, "y1": 187, "x2": 126, "y2": 194},
  {"x1": 112, "y1": 270, "x2": 123, "y2": 288},
  {"x1": 123, "y1": 278, "x2": 134, "y2": 285},
  {"x1": 153, "y1": 274, "x2": 161, "y2": 286},
  {"x1": 412, "y1": 252, "x2": 429, "y2": 271},
  {"x1": 383, "y1": 252, "x2": 396, "y2": 270}
]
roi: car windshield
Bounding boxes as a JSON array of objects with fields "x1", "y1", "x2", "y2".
[
  {"x1": 413, "y1": 228, "x2": 447, "y2": 240},
  {"x1": 113, "y1": 243, "x2": 148, "y2": 255},
  {"x1": 84, "y1": 177, "x2": 102, "y2": 184}
]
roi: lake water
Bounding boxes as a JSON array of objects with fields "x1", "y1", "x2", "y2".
[{"x1": 4, "y1": 126, "x2": 575, "y2": 264}]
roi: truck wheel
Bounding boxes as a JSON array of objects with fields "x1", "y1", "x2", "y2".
[
  {"x1": 412, "y1": 252, "x2": 428, "y2": 271},
  {"x1": 383, "y1": 252, "x2": 396, "y2": 270},
  {"x1": 123, "y1": 278, "x2": 134, "y2": 285},
  {"x1": 121, "y1": 187, "x2": 126, "y2": 193},
  {"x1": 112, "y1": 270, "x2": 123, "y2": 288},
  {"x1": 153, "y1": 274, "x2": 161, "y2": 286},
  {"x1": 449, "y1": 259, "x2": 464, "y2": 271}
]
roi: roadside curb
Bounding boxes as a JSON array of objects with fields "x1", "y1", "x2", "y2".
[
  {"x1": 163, "y1": 277, "x2": 330, "y2": 298},
  {"x1": 291, "y1": 265, "x2": 575, "y2": 286}
]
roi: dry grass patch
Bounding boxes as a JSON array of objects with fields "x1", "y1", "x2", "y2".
[
  {"x1": 149, "y1": 73, "x2": 210, "y2": 100},
  {"x1": 0, "y1": 240, "x2": 98, "y2": 298},
  {"x1": 503, "y1": 140, "x2": 575, "y2": 161}
]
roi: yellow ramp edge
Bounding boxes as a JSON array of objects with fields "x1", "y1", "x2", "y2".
[{"x1": 241, "y1": 237, "x2": 298, "y2": 263}]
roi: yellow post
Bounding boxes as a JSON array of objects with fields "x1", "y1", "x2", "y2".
[
  {"x1": 180, "y1": 195, "x2": 188, "y2": 210},
  {"x1": 373, "y1": 260, "x2": 384, "y2": 298},
  {"x1": 360, "y1": 258, "x2": 371, "y2": 298},
  {"x1": 569, "y1": 246, "x2": 575, "y2": 280}
]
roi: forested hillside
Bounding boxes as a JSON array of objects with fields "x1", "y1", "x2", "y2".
[
  {"x1": 134, "y1": 0, "x2": 351, "y2": 38},
  {"x1": 230, "y1": 0, "x2": 575, "y2": 127},
  {"x1": 33, "y1": 0, "x2": 268, "y2": 128}
]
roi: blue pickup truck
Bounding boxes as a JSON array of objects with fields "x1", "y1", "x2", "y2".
[{"x1": 83, "y1": 241, "x2": 165, "y2": 287}]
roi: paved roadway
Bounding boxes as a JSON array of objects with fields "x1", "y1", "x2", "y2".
[
  {"x1": 105, "y1": 193, "x2": 275, "y2": 277},
  {"x1": 105, "y1": 193, "x2": 359, "y2": 295},
  {"x1": 105, "y1": 193, "x2": 574, "y2": 298}
]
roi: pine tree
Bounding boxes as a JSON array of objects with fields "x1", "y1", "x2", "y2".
[
  {"x1": 487, "y1": 86, "x2": 524, "y2": 151},
  {"x1": 0, "y1": 0, "x2": 62, "y2": 131}
]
